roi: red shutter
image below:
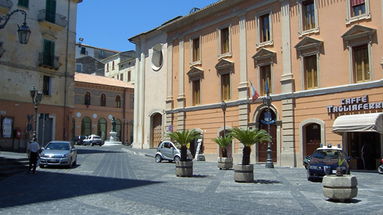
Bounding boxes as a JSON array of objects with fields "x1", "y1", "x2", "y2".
[{"x1": 351, "y1": 0, "x2": 365, "y2": 7}]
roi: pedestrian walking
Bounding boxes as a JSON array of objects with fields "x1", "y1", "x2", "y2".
[{"x1": 27, "y1": 138, "x2": 40, "y2": 174}]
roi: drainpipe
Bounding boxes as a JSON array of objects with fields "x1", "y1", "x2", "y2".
[
  {"x1": 63, "y1": 0, "x2": 71, "y2": 140},
  {"x1": 122, "y1": 87, "x2": 126, "y2": 144}
]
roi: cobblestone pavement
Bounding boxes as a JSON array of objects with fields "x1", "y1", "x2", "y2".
[{"x1": 0, "y1": 145, "x2": 383, "y2": 215}]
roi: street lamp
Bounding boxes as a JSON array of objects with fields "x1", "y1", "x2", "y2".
[
  {"x1": 262, "y1": 86, "x2": 274, "y2": 168},
  {"x1": 221, "y1": 101, "x2": 227, "y2": 137},
  {"x1": 30, "y1": 86, "x2": 43, "y2": 140},
  {"x1": 0, "y1": 9, "x2": 31, "y2": 44}
]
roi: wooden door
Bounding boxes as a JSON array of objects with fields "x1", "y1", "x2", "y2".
[{"x1": 151, "y1": 114, "x2": 162, "y2": 148}]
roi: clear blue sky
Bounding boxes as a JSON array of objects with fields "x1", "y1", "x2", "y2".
[{"x1": 76, "y1": 0, "x2": 219, "y2": 52}]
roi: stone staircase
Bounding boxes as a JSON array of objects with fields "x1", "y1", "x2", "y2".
[{"x1": 0, "y1": 155, "x2": 29, "y2": 180}]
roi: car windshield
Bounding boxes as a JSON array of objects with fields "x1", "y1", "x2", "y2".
[
  {"x1": 46, "y1": 142, "x2": 70, "y2": 150},
  {"x1": 312, "y1": 149, "x2": 342, "y2": 159}
]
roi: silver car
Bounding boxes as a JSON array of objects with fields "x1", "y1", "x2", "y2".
[
  {"x1": 39, "y1": 141, "x2": 77, "y2": 168},
  {"x1": 155, "y1": 141, "x2": 192, "y2": 163}
]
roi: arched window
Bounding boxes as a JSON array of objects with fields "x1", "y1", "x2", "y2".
[
  {"x1": 84, "y1": 92, "x2": 91, "y2": 106},
  {"x1": 97, "y1": 118, "x2": 107, "y2": 140},
  {"x1": 115, "y1": 95, "x2": 121, "y2": 108},
  {"x1": 81, "y1": 117, "x2": 92, "y2": 136},
  {"x1": 100, "y1": 94, "x2": 106, "y2": 106}
]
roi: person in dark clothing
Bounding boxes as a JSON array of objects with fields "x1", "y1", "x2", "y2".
[{"x1": 27, "y1": 138, "x2": 40, "y2": 174}]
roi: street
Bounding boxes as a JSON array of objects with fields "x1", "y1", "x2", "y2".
[{"x1": 1, "y1": 145, "x2": 383, "y2": 215}]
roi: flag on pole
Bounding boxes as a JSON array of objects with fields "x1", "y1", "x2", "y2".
[
  {"x1": 250, "y1": 81, "x2": 259, "y2": 102},
  {"x1": 265, "y1": 80, "x2": 270, "y2": 95}
]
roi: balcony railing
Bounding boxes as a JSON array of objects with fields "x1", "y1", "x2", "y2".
[
  {"x1": 0, "y1": 0, "x2": 12, "y2": 13},
  {"x1": 39, "y1": 53, "x2": 60, "y2": 70},
  {"x1": 37, "y1": 9, "x2": 67, "y2": 28}
]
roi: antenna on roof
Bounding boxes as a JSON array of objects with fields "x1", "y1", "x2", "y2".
[{"x1": 190, "y1": 7, "x2": 200, "y2": 14}]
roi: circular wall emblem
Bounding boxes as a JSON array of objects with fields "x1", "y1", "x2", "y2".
[
  {"x1": 108, "y1": 114, "x2": 113, "y2": 120},
  {"x1": 76, "y1": 112, "x2": 81, "y2": 118},
  {"x1": 92, "y1": 114, "x2": 97, "y2": 119}
]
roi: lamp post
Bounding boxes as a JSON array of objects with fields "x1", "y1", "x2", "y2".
[
  {"x1": 262, "y1": 87, "x2": 274, "y2": 168},
  {"x1": 0, "y1": 9, "x2": 31, "y2": 44},
  {"x1": 30, "y1": 86, "x2": 43, "y2": 140},
  {"x1": 221, "y1": 101, "x2": 227, "y2": 137}
]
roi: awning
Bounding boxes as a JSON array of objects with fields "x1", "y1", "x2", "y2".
[{"x1": 332, "y1": 113, "x2": 383, "y2": 134}]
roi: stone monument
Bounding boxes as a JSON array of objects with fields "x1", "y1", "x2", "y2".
[{"x1": 104, "y1": 117, "x2": 122, "y2": 146}]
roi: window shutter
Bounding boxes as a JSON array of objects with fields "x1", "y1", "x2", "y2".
[
  {"x1": 46, "y1": 0, "x2": 56, "y2": 23},
  {"x1": 18, "y1": 0, "x2": 29, "y2": 7}
]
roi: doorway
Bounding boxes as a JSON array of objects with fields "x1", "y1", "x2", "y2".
[
  {"x1": 151, "y1": 113, "x2": 162, "y2": 148},
  {"x1": 257, "y1": 109, "x2": 277, "y2": 162},
  {"x1": 346, "y1": 132, "x2": 381, "y2": 170},
  {"x1": 303, "y1": 123, "x2": 321, "y2": 156}
]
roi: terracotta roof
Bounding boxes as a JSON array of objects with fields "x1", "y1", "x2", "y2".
[{"x1": 74, "y1": 73, "x2": 133, "y2": 88}]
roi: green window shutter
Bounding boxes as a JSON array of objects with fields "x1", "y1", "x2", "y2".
[
  {"x1": 43, "y1": 40, "x2": 55, "y2": 66},
  {"x1": 46, "y1": 0, "x2": 56, "y2": 23},
  {"x1": 18, "y1": 0, "x2": 29, "y2": 8}
]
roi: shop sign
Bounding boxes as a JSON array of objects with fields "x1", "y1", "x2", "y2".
[{"x1": 327, "y1": 95, "x2": 383, "y2": 113}]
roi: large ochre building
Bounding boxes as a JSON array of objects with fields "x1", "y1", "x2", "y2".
[{"x1": 132, "y1": 0, "x2": 383, "y2": 169}]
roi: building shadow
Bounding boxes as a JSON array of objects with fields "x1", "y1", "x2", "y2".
[{"x1": 0, "y1": 171, "x2": 162, "y2": 209}]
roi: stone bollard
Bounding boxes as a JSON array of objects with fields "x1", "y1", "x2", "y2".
[
  {"x1": 234, "y1": 164, "x2": 253, "y2": 183},
  {"x1": 322, "y1": 175, "x2": 358, "y2": 202},
  {"x1": 217, "y1": 157, "x2": 233, "y2": 170},
  {"x1": 176, "y1": 161, "x2": 193, "y2": 177}
]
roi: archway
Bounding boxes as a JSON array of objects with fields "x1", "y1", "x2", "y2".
[
  {"x1": 81, "y1": 117, "x2": 92, "y2": 136},
  {"x1": 150, "y1": 113, "x2": 162, "y2": 148},
  {"x1": 257, "y1": 109, "x2": 277, "y2": 162},
  {"x1": 97, "y1": 118, "x2": 107, "y2": 140}
]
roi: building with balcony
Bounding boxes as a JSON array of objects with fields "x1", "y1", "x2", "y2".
[
  {"x1": 0, "y1": 0, "x2": 82, "y2": 150},
  {"x1": 131, "y1": 0, "x2": 383, "y2": 170}
]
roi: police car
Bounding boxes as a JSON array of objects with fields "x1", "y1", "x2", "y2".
[{"x1": 306, "y1": 144, "x2": 350, "y2": 181}]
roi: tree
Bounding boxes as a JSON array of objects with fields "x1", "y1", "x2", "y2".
[
  {"x1": 213, "y1": 135, "x2": 232, "y2": 158},
  {"x1": 168, "y1": 130, "x2": 201, "y2": 161}
]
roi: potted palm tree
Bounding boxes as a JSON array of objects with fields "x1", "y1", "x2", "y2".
[
  {"x1": 231, "y1": 127, "x2": 271, "y2": 182},
  {"x1": 213, "y1": 135, "x2": 233, "y2": 170},
  {"x1": 168, "y1": 129, "x2": 201, "y2": 177}
]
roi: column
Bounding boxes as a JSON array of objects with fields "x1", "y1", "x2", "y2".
[
  {"x1": 165, "y1": 42, "x2": 174, "y2": 137},
  {"x1": 177, "y1": 40, "x2": 185, "y2": 130},
  {"x1": 238, "y1": 15, "x2": 249, "y2": 129}
]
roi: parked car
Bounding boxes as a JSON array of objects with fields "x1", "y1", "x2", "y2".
[
  {"x1": 83, "y1": 134, "x2": 104, "y2": 146},
  {"x1": 306, "y1": 144, "x2": 350, "y2": 181},
  {"x1": 39, "y1": 141, "x2": 77, "y2": 168},
  {"x1": 155, "y1": 141, "x2": 192, "y2": 163},
  {"x1": 73, "y1": 135, "x2": 87, "y2": 145}
]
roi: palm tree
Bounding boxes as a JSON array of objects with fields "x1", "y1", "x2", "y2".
[
  {"x1": 213, "y1": 135, "x2": 232, "y2": 157},
  {"x1": 168, "y1": 129, "x2": 201, "y2": 161},
  {"x1": 231, "y1": 127, "x2": 271, "y2": 165}
]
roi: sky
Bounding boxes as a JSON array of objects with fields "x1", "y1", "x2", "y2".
[{"x1": 76, "y1": 0, "x2": 219, "y2": 52}]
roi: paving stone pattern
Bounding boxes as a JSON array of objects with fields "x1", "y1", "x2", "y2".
[{"x1": 0, "y1": 145, "x2": 383, "y2": 215}]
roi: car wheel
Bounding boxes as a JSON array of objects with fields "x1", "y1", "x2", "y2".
[
  {"x1": 155, "y1": 154, "x2": 162, "y2": 163},
  {"x1": 174, "y1": 156, "x2": 181, "y2": 162}
]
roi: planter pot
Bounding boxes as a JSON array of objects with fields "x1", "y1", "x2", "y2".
[
  {"x1": 217, "y1": 157, "x2": 233, "y2": 170},
  {"x1": 322, "y1": 175, "x2": 358, "y2": 202},
  {"x1": 234, "y1": 164, "x2": 253, "y2": 183},
  {"x1": 176, "y1": 160, "x2": 193, "y2": 177}
]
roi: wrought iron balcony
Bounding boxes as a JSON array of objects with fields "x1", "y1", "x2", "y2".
[
  {"x1": 0, "y1": 0, "x2": 12, "y2": 13},
  {"x1": 37, "y1": 9, "x2": 67, "y2": 28},
  {"x1": 39, "y1": 53, "x2": 60, "y2": 70}
]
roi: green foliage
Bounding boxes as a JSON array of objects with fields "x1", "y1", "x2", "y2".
[
  {"x1": 230, "y1": 127, "x2": 271, "y2": 147},
  {"x1": 213, "y1": 135, "x2": 233, "y2": 148},
  {"x1": 167, "y1": 129, "x2": 201, "y2": 147}
]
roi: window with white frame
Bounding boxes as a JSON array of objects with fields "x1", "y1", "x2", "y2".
[
  {"x1": 256, "y1": 12, "x2": 273, "y2": 47},
  {"x1": 298, "y1": 0, "x2": 319, "y2": 36},
  {"x1": 346, "y1": 0, "x2": 370, "y2": 24}
]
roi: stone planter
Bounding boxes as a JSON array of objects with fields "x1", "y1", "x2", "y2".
[
  {"x1": 234, "y1": 164, "x2": 253, "y2": 183},
  {"x1": 217, "y1": 157, "x2": 233, "y2": 170},
  {"x1": 322, "y1": 175, "x2": 358, "y2": 202},
  {"x1": 176, "y1": 160, "x2": 193, "y2": 177}
]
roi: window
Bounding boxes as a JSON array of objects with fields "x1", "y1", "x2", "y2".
[
  {"x1": 120, "y1": 74, "x2": 123, "y2": 81},
  {"x1": 220, "y1": 27, "x2": 230, "y2": 54},
  {"x1": 115, "y1": 95, "x2": 121, "y2": 108},
  {"x1": 43, "y1": 76, "x2": 51, "y2": 95},
  {"x1": 304, "y1": 55, "x2": 318, "y2": 89},
  {"x1": 84, "y1": 92, "x2": 91, "y2": 106},
  {"x1": 18, "y1": 0, "x2": 29, "y2": 8},
  {"x1": 302, "y1": 0, "x2": 315, "y2": 31},
  {"x1": 43, "y1": 39, "x2": 55, "y2": 67},
  {"x1": 80, "y1": 47, "x2": 86, "y2": 55},
  {"x1": 100, "y1": 94, "x2": 106, "y2": 106},
  {"x1": 128, "y1": 71, "x2": 131, "y2": 82},
  {"x1": 106, "y1": 63, "x2": 109, "y2": 73},
  {"x1": 260, "y1": 14, "x2": 271, "y2": 43},
  {"x1": 112, "y1": 61, "x2": 115, "y2": 70},
  {"x1": 97, "y1": 118, "x2": 107, "y2": 140},
  {"x1": 192, "y1": 37, "x2": 200, "y2": 62},
  {"x1": 45, "y1": 0, "x2": 57, "y2": 23},
  {"x1": 351, "y1": 0, "x2": 366, "y2": 17},
  {"x1": 192, "y1": 80, "x2": 200, "y2": 105},
  {"x1": 221, "y1": 73, "x2": 230, "y2": 101},
  {"x1": 76, "y1": 63, "x2": 83, "y2": 72},
  {"x1": 260, "y1": 65, "x2": 271, "y2": 95},
  {"x1": 353, "y1": 44, "x2": 369, "y2": 82}
]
